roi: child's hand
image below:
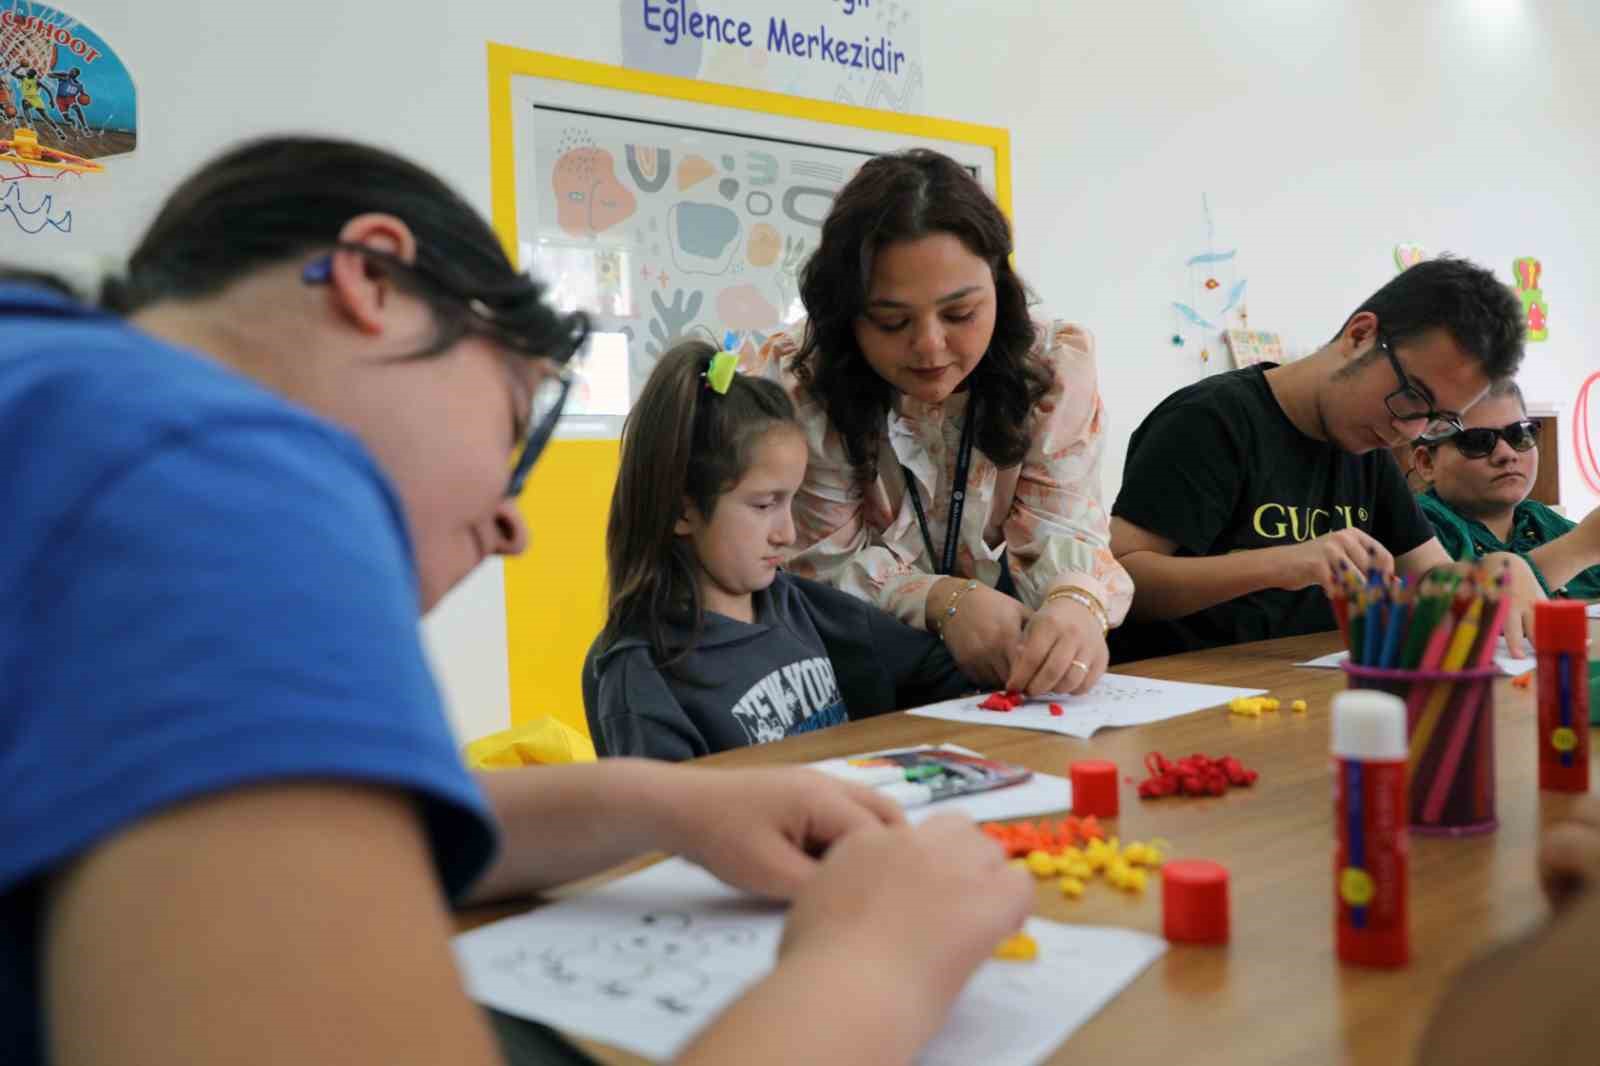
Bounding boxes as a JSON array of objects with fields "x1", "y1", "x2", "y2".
[
  {"x1": 656, "y1": 767, "x2": 904, "y2": 900},
  {"x1": 1007, "y1": 597, "x2": 1108, "y2": 696},
  {"x1": 779, "y1": 813, "x2": 1033, "y2": 1021},
  {"x1": 1540, "y1": 797, "x2": 1600, "y2": 911},
  {"x1": 1476, "y1": 552, "x2": 1545, "y2": 658},
  {"x1": 940, "y1": 584, "x2": 1030, "y2": 688}
]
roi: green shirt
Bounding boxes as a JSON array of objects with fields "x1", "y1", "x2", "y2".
[{"x1": 1417, "y1": 488, "x2": 1600, "y2": 599}]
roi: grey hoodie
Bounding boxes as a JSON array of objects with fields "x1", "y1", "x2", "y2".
[{"x1": 583, "y1": 573, "x2": 974, "y2": 760}]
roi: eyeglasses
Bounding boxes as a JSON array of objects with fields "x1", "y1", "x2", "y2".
[
  {"x1": 506, "y1": 372, "x2": 572, "y2": 497},
  {"x1": 1377, "y1": 334, "x2": 1464, "y2": 441},
  {"x1": 1441, "y1": 418, "x2": 1539, "y2": 460},
  {"x1": 301, "y1": 246, "x2": 587, "y2": 497}
]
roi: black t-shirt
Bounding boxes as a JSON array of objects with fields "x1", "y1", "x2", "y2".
[{"x1": 1109, "y1": 364, "x2": 1435, "y2": 661}]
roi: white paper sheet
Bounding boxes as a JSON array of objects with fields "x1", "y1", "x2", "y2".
[
  {"x1": 1297, "y1": 641, "x2": 1537, "y2": 676},
  {"x1": 1587, "y1": 603, "x2": 1600, "y2": 619},
  {"x1": 903, "y1": 674, "x2": 1266, "y2": 739},
  {"x1": 809, "y1": 744, "x2": 1072, "y2": 823},
  {"x1": 454, "y1": 858, "x2": 1165, "y2": 1065}
]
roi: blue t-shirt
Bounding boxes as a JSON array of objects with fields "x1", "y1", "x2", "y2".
[{"x1": 0, "y1": 286, "x2": 498, "y2": 1064}]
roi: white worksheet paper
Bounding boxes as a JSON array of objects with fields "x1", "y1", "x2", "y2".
[
  {"x1": 1588, "y1": 603, "x2": 1600, "y2": 619},
  {"x1": 1297, "y1": 640, "x2": 1537, "y2": 676},
  {"x1": 904, "y1": 674, "x2": 1266, "y2": 739},
  {"x1": 454, "y1": 858, "x2": 1165, "y2": 1065},
  {"x1": 810, "y1": 743, "x2": 1073, "y2": 822}
]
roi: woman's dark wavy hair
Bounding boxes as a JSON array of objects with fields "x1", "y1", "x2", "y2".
[
  {"x1": 789, "y1": 148, "x2": 1050, "y2": 483},
  {"x1": 100, "y1": 136, "x2": 588, "y2": 365},
  {"x1": 601, "y1": 340, "x2": 799, "y2": 672}
]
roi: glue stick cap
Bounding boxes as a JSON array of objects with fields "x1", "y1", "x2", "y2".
[
  {"x1": 1535, "y1": 600, "x2": 1588, "y2": 653},
  {"x1": 1331, "y1": 691, "x2": 1407, "y2": 761}
]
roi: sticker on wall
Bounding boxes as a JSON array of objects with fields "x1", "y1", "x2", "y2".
[
  {"x1": 1511, "y1": 256, "x2": 1547, "y2": 342},
  {"x1": 1394, "y1": 242, "x2": 1428, "y2": 272},
  {"x1": 617, "y1": 0, "x2": 924, "y2": 114},
  {"x1": 0, "y1": 1, "x2": 135, "y2": 235}
]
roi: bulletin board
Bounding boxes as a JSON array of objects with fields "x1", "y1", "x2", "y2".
[{"x1": 486, "y1": 43, "x2": 1010, "y2": 733}]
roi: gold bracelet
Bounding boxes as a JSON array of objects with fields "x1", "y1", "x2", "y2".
[
  {"x1": 1045, "y1": 586, "x2": 1110, "y2": 634},
  {"x1": 935, "y1": 579, "x2": 979, "y2": 641}
]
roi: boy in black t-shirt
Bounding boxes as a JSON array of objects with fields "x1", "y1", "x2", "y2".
[{"x1": 1108, "y1": 258, "x2": 1539, "y2": 662}]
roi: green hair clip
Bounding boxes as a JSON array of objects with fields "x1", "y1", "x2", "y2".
[{"x1": 705, "y1": 350, "x2": 739, "y2": 395}]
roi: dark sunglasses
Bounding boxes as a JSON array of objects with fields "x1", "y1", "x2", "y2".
[{"x1": 1442, "y1": 418, "x2": 1539, "y2": 460}]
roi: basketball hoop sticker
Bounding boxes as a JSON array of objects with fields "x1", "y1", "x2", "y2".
[{"x1": 0, "y1": 1, "x2": 134, "y2": 235}]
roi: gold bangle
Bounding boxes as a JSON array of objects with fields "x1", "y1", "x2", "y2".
[
  {"x1": 1045, "y1": 586, "x2": 1110, "y2": 634},
  {"x1": 935, "y1": 579, "x2": 979, "y2": 640}
]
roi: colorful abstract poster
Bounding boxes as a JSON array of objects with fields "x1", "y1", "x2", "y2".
[
  {"x1": 1, "y1": 1, "x2": 136, "y2": 160},
  {"x1": 526, "y1": 106, "x2": 874, "y2": 416}
]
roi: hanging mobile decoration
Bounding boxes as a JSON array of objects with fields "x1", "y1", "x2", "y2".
[{"x1": 1171, "y1": 193, "x2": 1246, "y2": 367}]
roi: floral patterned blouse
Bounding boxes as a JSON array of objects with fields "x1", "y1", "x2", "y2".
[{"x1": 741, "y1": 320, "x2": 1133, "y2": 631}]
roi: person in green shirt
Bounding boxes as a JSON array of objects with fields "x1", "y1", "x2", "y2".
[{"x1": 1412, "y1": 379, "x2": 1600, "y2": 599}]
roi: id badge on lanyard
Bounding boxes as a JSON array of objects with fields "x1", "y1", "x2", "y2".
[{"x1": 903, "y1": 397, "x2": 978, "y2": 577}]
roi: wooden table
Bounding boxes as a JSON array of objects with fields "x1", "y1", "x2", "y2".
[{"x1": 462, "y1": 627, "x2": 1600, "y2": 1066}]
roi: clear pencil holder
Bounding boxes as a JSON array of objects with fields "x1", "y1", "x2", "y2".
[{"x1": 1341, "y1": 663, "x2": 1499, "y2": 837}]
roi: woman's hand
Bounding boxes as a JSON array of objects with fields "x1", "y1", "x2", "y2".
[
  {"x1": 1005, "y1": 597, "x2": 1109, "y2": 696},
  {"x1": 936, "y1": 583, "x2": 1031, "y2": 688}
]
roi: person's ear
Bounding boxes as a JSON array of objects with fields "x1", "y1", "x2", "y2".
[
  {"x1": 324, "y1": 213, "x2": 419, "y2": 336},
  {"x1": 1412, "y1": 443, "x2": 1439, "y2": 484},
  {"x1": 673, "y1": 496, "x2": 699, "y2": 537},
  {"x1": 1338, "y1": 311, "x2": 1380, "y2": 361}
]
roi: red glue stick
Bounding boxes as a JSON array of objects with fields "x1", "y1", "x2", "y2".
[
  {"x1": 1332, "y1": 690, "x2": 1409, "y2": 968},
  {"x1": 1536, "y1": 601, "x2": 1590, "y2": 793}
]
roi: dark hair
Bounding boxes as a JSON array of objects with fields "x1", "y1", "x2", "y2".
[
  {"x1": 1338, "y1": 256, "x2": 1525, "y2": 380},
  {"x1": 0, "y1": 265, "x2": 79, "y2": 299},
  {"x1": 101, "y1": 136, "x2": 587, "y2": 364},
  {"x1": 788, "y1": 148, "x2": 1050, "y2": 483},
  {"x1": 602, "y1": 340, "x2": 800, "y2": 670}
]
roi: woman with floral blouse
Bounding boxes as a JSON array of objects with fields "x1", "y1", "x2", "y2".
[{"x1": 743, "y1": 148, "x2": 1131, "y2": 696}]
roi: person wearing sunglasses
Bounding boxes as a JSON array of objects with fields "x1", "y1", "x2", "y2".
[
  {"x1": 1414, "y1": 379, "x2": 1600, "y2": 601},
  {"x1": 1109, "y1": 257, "x2": 1542, "y2": 662},
  {"x1": 0, "y1": 137, "x2": 1034, "y2": 1066}
]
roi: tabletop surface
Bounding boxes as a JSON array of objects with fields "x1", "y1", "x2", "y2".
[{"x1": 460, "y1": 626, "x2": 1599, "y2": 1066}]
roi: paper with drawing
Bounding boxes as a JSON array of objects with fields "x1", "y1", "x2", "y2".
[
  {"x1": 905, "y1": 674, "x2": 1266, "y2": 739},
  {"x1": 454, "y1": 858, "x2": 1164, "y2": 1065}
]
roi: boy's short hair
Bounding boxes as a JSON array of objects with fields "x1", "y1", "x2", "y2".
[{"x1": 1342, "y1": 257, "x2": 1525, "y2": 380}]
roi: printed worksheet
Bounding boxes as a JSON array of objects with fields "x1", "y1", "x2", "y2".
[
  {"x1": 454, "y1": 858, "x2": 1165, "y2": 1065},
  {"x1": 904, "y1": 674, "x2": 1266, "y2": 739}
]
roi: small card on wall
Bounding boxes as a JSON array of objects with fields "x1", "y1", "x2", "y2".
[{"x1": 1224, "y1": 329, "x2": 1284, "y2": 368}]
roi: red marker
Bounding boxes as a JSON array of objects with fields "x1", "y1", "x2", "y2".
[{"x1": 1332, "y1": 691, "x2": 1409, "y2": 968}]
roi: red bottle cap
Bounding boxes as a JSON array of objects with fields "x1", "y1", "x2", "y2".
[
  {"x1": 1536, "y1": 600, "x2": 1589, "y2": 652},
  {"x1": 1069, "y1": 760, "x2": 1119, "y2": 818},
  {"x1": 1162, "y1": 859, "x2": 1230, "y2": 944}
]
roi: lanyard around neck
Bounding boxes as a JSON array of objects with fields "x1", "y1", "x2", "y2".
[{"x1": 902, "y1": 396, "x2": 979, "y2": 577}]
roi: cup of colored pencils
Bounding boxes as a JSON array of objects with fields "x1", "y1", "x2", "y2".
[{"x1": 1334, "y1": 561, "x2": 1511, "y2": 837}]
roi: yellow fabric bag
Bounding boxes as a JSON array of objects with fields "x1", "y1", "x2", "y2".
[{"x1": 463, "y1": 717, "x2": 596, "y2": 769}]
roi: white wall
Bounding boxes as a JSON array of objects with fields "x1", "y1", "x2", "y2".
[{"x1": 22, "y1": 0, "x2": 1598, "y2": 741}]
